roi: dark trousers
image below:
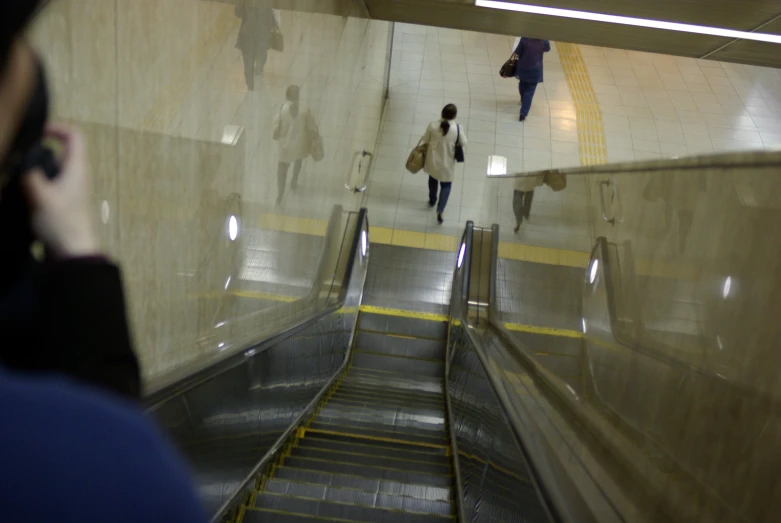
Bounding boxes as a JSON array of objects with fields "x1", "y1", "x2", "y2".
[
  {"x1": 241, "y1": 47, "x2": 269, "y2": 90},
  {"x1": 519, "y1": 81, "x2": 538, "y2": 118},
  {"x1": 428, "y1": 176, "x2": 452, "y2": 214},
  {"x1": 512, "y1": 190, "x2": 534, "y2": 225},
  {"x1": 277, "y1": 159, "x2": 302, "y2": 201}
]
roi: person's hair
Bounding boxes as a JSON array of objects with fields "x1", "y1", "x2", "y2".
[
  {"x1": 440, "y1": 104, "x2": 458, "y2": 135},
  {"x1": 286, "y1": 85, "x2": 300, "y2": 118},
  {"x1": 0, "y1": 1, "x2": 42, "y2": 79}
]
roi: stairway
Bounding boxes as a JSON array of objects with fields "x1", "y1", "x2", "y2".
[{"x1": 236, "y1": 310, "x2": 456, "y2": 522}]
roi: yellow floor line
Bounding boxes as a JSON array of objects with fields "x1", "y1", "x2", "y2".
[
  {"x1": 301, "y1": 427, "x2": 448, "y2": 450},
  {"x1": 557, "y1": 43, "x2": 608, "y2": 167},
  {"x1": 503, "y1": 322, "x2": 583, "y2": 339},
  {"x1": 359, "y1": 304, "x2": 449, "y2": 322},
  {"x1": 256, "y1": 213, "x2": 589, "y2": 268}
]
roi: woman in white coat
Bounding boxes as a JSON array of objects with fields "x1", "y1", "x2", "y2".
[
  {"x1": 421, "y1": 104, "x2": 467, "y2": 224},
  {"x1": 513, "y1": 174, "x2": 543, "y2": 232},
  {"x1": 273, "y1": 85, "x2": 313, "y2": 205}
]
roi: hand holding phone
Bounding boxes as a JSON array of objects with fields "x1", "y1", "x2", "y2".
[{"x1": 23, "y1": 124, "x2": 97, "y2": 258}]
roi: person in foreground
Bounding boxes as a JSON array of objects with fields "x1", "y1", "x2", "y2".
[
  {"x1": 0, "y1": 3, "x2": 207, "y2": 521},
  {"x1": 420, "y1": 104, "x2": 467, "y2": 224},
  {"x1": 514, "y1": 37, "x2": 551, "y2": 121}
]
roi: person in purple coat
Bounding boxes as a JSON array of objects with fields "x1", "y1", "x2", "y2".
[{"x1": 514, "y1": 38, "x2": 551, "y2": 121}]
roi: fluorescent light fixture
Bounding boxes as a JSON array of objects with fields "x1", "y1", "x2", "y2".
[
  {"x1": 487, "y1": 155, "x2": 508, "y2": 176},
  {"x1": 224, "y1": 276, "x2": 232, "y2": 290},
  {"x1": 475, "y1": 0, "x2": 781, "y2": 44},
  {"x1": 588, "y1": 259, "x2": 599, "y2": 284},
  {"x1": 457, "y1": 243, "x2": 466, "y2": 268},
  {"x1": 228, "y1": 215, "x2": 238, "y2": 241},
  {"x1": 361, "y1": 230, "x2": 368, "y2": 257},
  {"x1": 722, "y1": 276, "x2": 732, "y2": 298},
  {"x1": 581, "y1": 318, "x2": 587, "y2": 333}
]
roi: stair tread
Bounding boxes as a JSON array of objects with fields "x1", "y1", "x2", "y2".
[
  {"x1": 290, "y1": 447, "x2": 451, "y2": 474},
  {"x1": 282, "y1": 456, "x2": 453, "y2": 487}
]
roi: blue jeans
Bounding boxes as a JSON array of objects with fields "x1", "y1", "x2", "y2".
[
  {"x1": 519, "y1": 81, "x2": 538, "y2": 118},
  {"x1": 428, "y1": 176, "x2": 452, "y2": 214}
]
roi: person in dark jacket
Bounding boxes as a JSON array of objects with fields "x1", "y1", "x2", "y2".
[
  {"x1": 514, "y1": 37, "x2": 551, "y2": 122},
  {"x1": 235, "y1": 0, "x2": 278, "y2": 90},
  {"x1": 0, "y1": 2, "x2": 207, "y2": 521}
]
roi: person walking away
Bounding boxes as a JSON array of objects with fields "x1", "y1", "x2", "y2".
[
  {"x1": 420, "y1": 104, "x2": 467, "y2": 224},
  {"x1": 235, "y1": 1, "x2": 277, "y2": 90},
  {"x1": 273, "y1": 85, "x2": 312, "y2": 205},
  {"x1": 514, "y1": 37, "x2": 550, "y2": 121},
  {"x1": 512, "y1": 174, "x2": 543, "y2": 232}
]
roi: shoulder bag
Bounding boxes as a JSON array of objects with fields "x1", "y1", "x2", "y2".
[
  {"x1": 500, "y1": 53, "x2": 518, "y2": 78},
  {"x1": 406, "y1": 137, "x2": 428, "y2": 174},
  {"x1": 455, "y1": 125, "x2": 464, "y2": 163}
]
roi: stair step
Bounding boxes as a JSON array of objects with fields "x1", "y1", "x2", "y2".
[
  {"x1": 343, "y1": 369, "x2": 443, "y2": 394},
  {"x1": 355, "y1": 331, "x2": 446, "y2": 360},
  {"x1": 263, "y1": 478, "x2": 454, "y2": 516},
  {"x1": 334, "y1": 385, "x2": 444, "y2": 405},
  {"x1": 307, "y1": 421, "x2": 448, "y2": 446},
  {"x1": 298, "y1": 436, "x2": 448, "y2": 461},
  {"x1": 317, "y1": 404, "x2": 446, "y2": 434},
  {"x1": 281, "y1": 456, "x2": 453, "y2": 488},
  {"x1": 289, "y1": 447, "x2": 451, "y2": 475},
  {"x1": 273, "y1": 467, "x2": 452, "y2": 502},
  {"x1": 352, "y1": 352, "x2": 444, "y2": 378},
  {"x1": 358, "y1": 313, "x2": 447, "y2": 340},
  {"x1": 241, "y1": 508, "x2": 324, "y2": 523},
  {"x1": 253, "y1": 493, "x2": 453, "y2": 522}
]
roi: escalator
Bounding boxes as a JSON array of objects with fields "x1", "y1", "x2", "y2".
[
  {"x1": 146, "y1": 213, "x2": 604, "y2": 523},
  {"x1": 239, "y1": 311, "x2": 454, "y2": 522}
]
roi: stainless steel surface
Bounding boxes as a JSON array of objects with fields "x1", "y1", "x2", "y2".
[
  {"x1": 495, "y1": 259, "x2": 583, "y2": 331},
  {"x1": 599, "y1": 181, "x2": 616, "y2": 226},
  {"x1": 488, "y1": 150, "x2": 781, "y2": 179},
  {"x1": 364, "y1": 0, "x2": 781, "y2": 68},
  {"x1": 242, "y1": 311, "x2": 457, "y2": 522},
  {"x1": 363, "y1": 244, "x2": 455, "y2": 315},
  {"x1": 146, "y1": 209, "x2": 369, "y2": 521}
]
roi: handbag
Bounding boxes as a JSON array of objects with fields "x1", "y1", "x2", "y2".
[
  {"x1": 270, "y1": 28, "x2": 284, "y2": 52},
  {"x1": 406, "y1": 138, "x2": 428, "y2": 174},
  {"x1": 307, "y1": 113, "x2": 324, "y2": 162},
  {"x1": 543, "y1": 173, "x2": 567, "y2": 192},
  {"x1": 500, "y1": 53, "x2": 518, "y2": 78},
  {"x1": 455, "y1": 125, "x2": 464, "y2": 163}
]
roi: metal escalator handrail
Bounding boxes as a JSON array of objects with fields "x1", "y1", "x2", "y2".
[
  {"x1": 455, "y1": 225, "x2": 597, "y2": 523},
  {"x1": 484, "y1": 149, "x2": 781, "y2": 178},
  {"x1": 209, "y1": 208, "x2": 369, "y2": 523},
  {"x1": 144, "y1": 205, "x2": 359, "y2": 406},
  {"x1": 444, "y1": 224, "x2": 472, "y2": 523}
]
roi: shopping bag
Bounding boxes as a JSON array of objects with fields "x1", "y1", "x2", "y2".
[
  {"x1": 543, "y1": 173, "x2": 567, "y2": 192},
  {"x1": 406, "y1": 139, "x2": 428, "y2": 174},
  {"x1": 270, "y1": 29, "x2": 284, "y2": 52}
]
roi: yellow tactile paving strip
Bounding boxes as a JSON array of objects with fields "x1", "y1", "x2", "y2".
[
  {"x1": 256, "y1": 213, "x2": 590, "y2": 269},
  {"x1": 556, "y1": 43, "x2": 609, "y2": 167}
]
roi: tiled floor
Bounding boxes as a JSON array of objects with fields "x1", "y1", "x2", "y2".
[{"x1": 362, "y1": 23, "x2": 781, "y2": 254}]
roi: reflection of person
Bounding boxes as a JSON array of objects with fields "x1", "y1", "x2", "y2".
[
  {"x1": 273, "y1": 85, "x2": 316, "y2": 205},
  {"x1": 512, "y1": 174, "x2": 543, "y2": 232},
  {"x1": 234, "y1": 1, "x2": 278, "y2": 90},
  {"x1": 420, "y1": 104, "x2": 467, "y2": 224},
  {"x1": 513, "y1": 37, "x2": 550, "y2": 121},
  {"x1": 0, "y1": 4, "x2": 206, "y2": 521}
]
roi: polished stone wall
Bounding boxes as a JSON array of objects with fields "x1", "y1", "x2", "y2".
[{"x1": 28, "y1": 0, "x2": 391, "y2": 378}]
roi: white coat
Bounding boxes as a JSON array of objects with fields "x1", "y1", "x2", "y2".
[
  {"x1": 274, "y1": 101, "x2": 312, "y2": 164},
  {"x1": 421, "y1": 120, "x2": 467, "y2": 183},
  {"x1": 514, "y1": 174, "x2": 544, "y2": 192}
]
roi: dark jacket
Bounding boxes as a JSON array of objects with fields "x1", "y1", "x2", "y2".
[
  {"x1": 514, "y1": 38, "x2": 551, "y2": 84},
  {"x1": 235, "y1": 4, "x2": 276, "y2": 52},
  {"x1": 0, "y1": 258, "x2": 207, "y2": 521},
  {"x1": 0, "y1": 258, "x2": 140, "y2": 399}
]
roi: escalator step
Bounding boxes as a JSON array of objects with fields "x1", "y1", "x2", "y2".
[
  {"x1": 334, "y1": 385, "x2": 444, "y2": 405},
  {"x1": 273, "y1": 467, "x2": 452, "y2": 502},
  {"x1": 299, "y1": 432, "x2": 447, "y2": 455},
  {"x1": 352, "y1": 352, "x2": 444, "y2": 378},
  {"x1": 317, "y1": 405, "x2": 446, "y2": 434},
  {"x1": 241, "y1": 508, "x2": 323, "y2": 523},
  {"x1": 358, "y1": 313, "x2": 447, "y2": 340},
  {"x1": 290, "y1": 447, "x2": 451, "y2": 475},
  {"x1": 263, "y1": 478, "x2": 454, "y2": 516},
  {"x1": 328, "y1": 395, "x2": 445, "y2": 413},
  {"x1": 298, "y1": 436, "x2": 448, "y2": 460},
  {"x1": 282, "y1": 456, "x2": 453, "y2": 487},
  {"x1": 308, "y1": 421, "x2": 448, "y2": 446},
  {"x1": 344, "y1": 369, "x2": 443, "y2": 394},
  {"x1": 355, "y1": 331, "x2": 446, "y2": 360},
  {"x1": 253, "y1": 493, "x2": 453, "y2": 522}
]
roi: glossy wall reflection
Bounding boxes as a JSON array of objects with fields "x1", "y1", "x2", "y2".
[{"x1": 27, "y1": 0, "x2": 391, "y2": 378}]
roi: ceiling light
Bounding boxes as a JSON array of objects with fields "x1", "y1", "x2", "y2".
[
  {"x1": 228, "y1": 215, "x2": 238, "y2": 241},
  {"x1": 475, "y1": 0, "x2": 781, "y2": 44},
  {"x1": 361, "y1": 230, "x2": 368, "y2": 257},
  {"x1": 722, "y1": 276, "x2": 732, "y2": 299},
  {"x1": 588, "y1": 259, "x2": 599, "y2": 284},
  {"x1": 457, "y1": 243, "x2": 466, "y2": 268}
]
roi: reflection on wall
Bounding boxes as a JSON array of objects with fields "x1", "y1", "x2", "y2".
[
  {"x1": 582, "y1": 155, "x2": 781, "y2": 521},
  {"x1": 28, "y1": 0, "x2": 391, "y2": 377}
]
